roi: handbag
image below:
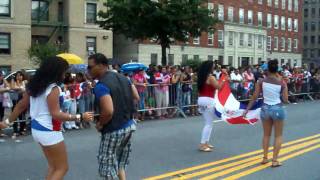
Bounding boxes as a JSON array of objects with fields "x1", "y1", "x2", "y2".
[{"x1": 2, "y1": 92, "x2": 13, "y2": 108}]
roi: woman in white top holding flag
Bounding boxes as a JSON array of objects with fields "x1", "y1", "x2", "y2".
[
  {"x1": 0, "y1": 57, "x2": 93, "y2": 180},
  {"x1": 244, "y1": 59, "x2": 289, "y2": 167}
]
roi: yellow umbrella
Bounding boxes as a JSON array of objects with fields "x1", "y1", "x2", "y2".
[{"x1": 57, "y1": 53, "x2": 84, "y2": 65}]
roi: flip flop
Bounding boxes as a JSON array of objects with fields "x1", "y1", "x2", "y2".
[
  {"x1": 271, "y1": 160, "x2": 282, "y2": 168},
  {"x1": 261, "y1": 157, "x2": 269, "y2": 165}
]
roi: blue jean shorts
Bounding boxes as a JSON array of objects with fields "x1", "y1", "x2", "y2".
[{"x1": 260, "y1": 104, "x2": 286, "y2": 121}]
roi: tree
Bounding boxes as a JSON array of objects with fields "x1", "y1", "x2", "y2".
[
  {"x1": 98, "y1": 0, "x2": 219, "y2": 65},
  {"x1": 28, "y1": 43, "x2": 64, "y2": 65}
]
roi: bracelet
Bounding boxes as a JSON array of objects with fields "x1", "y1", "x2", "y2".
[
  {"x1": 76, "y1": 114, "x2": 81, "y2": 121},
  {"x1": 4, "y1": 119, "x2": 10, "y2": 125}
]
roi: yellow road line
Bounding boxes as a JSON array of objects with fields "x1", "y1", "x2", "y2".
[
  {"x1": 199, "y1": 140, "x2": 320, "y2": 180},
  {"x1": 144, "y1": 134, "x2": 320, "y2": 180},
  {"x1": 224, "y1": 144, "x2": 320, "y2": 180}
]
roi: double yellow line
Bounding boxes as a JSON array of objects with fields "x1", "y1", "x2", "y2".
[{"x1": 144, "y1": 134, "x2": 320, "y2": 180}]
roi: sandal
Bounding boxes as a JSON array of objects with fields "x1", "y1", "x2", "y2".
[
  {"x1": 199, "y1": 147, "x2": 212, "y2": 152},
  {"x1": 271, "y1": 160, "x2": 282, "y2": 168},
  {"x1": 261, "y1": 157, "x2": 269, "y2": 165},
  {"x1": 206, "y1": 144, "x2": 214, "y2": 149}
]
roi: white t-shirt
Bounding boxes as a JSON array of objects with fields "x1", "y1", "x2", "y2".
[{"x1": 30, "y1": 84, "x2": 61, "y2": 130}]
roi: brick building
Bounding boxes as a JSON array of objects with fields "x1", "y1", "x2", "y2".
[{"x1": 115, "y1": 0, "x2": 303, "y2": 67}]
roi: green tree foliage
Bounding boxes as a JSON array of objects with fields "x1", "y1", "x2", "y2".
[
  {"x1": 99, "y1": 0, "x2": 219, "y2": 65},
  {"x1": 28, "y1": 44, "x2": 64, "y2": 65}
]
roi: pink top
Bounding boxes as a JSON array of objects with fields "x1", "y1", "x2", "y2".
[{"x1": 133, "y1": 73, "x2": 146, "y2": 93}]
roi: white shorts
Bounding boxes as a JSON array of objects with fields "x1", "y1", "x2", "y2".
[{"x1": 31, "y1": 129, "x2": 64, "y2": 146}]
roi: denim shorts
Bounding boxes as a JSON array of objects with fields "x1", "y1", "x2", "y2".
[{"x1": 260, "y1": 104, "x2": 286, "y2": 121}]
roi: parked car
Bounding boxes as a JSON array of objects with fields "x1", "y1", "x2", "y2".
[{"x1": 4, "y1": 69, "x2": 36, "y2": 81}]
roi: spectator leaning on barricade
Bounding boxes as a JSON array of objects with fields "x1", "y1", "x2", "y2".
[
  {"x1": 181, "y1": 66, "x2": 193, "y2": 115},
  {"x1": 230, "y1": 68, "x2": 244, "y2": 99},
  {"x1": 0, "y1": 71, "x2": 10, "y2": 140},
  {"x1": 243, "y1": 67, "x2": 255, "y2": 99},
  {"x1": 133, "y1": 69, "x2": 148, "y2": 121},
  {"x1": 76, "y1": 72, "x2": 92, "y2": 128},
  {"x1": 10, "y1": 71, "x2": 27, "y2": 139}
]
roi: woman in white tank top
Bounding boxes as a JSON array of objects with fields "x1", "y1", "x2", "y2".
[
  {"x1": 244, "y1": 59, "x2": 289, "y2": 168},
  {"x1": 0, "y1": 57, "x2": 93, "y2": 180}
]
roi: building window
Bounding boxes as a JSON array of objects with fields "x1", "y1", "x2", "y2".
[
  {"x1": 86, "y1": 37, "x2": 96, "y2": 55},
  {"x1": 208, "y1": 31, "x2": 214, "y2": 46},
  {"x1": 288, "y1": 0, "x2": 292, "y2": 11},
  {"x1": 228, "y1": 32, "x2": 233, "y2": 46},
  {"x1": 288, "y1": 18, "x2": 292, "y2": 31},
  {"x1": 228, "y1": 56, "x2": 233, "y2": 66},
  {"x1": 258, "y1": 12, "x2": 263, "y2": 26},
  {"x1": 304, "y1": 36, "x2": 308, "y2": 44},
  {"x1": 294, "y1": 0, "x2": 299, "y2": 12},
  {"x1": 86, "y1": 3, "x2": 97, "y2": 24},
  {"x1": 294, "y1": 39, "x2": 298, "y2": 50},
  {"x1": 258, "y1": 35, "x2": 263, "y2": 49},
  {"x1": 311, "y1": 22, "x2": 316, "y2": 31},
  {"x1": 304, "y1": 8, "x2": 308, "y2": 18},
  {"x1": 208, "y1": 3, "x2": 214, "y2": 17},
  {"x1": 281, "y1": 16, "x2": 286, "y2": 30},
  {"x1": 218, "y1": 30, "x2": 224, "y2": 48},
  {"x1": 304, "y1": 22, "x2": 308, "y2": 32},
  {"x1": 239, "y1": 8, "x2": 244, "y2": 24},
  {"x1": 282, "y1": 0, "x2": 286, "y2": 9},
  {"x1": 168, "y1": 54, "x2": 174, "y2": 65},
  {"x1": 32, "y1": 35, "x2": 49, "y2": 45},
  {"x1": 268, "y1": 0, "x2": 272, "y2": 6},
  {"x1": 248, "y1": 10, "x2": 253, "y2": 25},
  {"x1": 281, "y1": 37, "x2": 285, "y2": 51},
  {"x1": 208, "y1": 55, "x2": 213, "y2": 61},
  {"x1": 218, "y1": 4, "x2": 224, "y2": 21},
  {"x1": 0, "y1": 33, "x2": 10, "y2": 54},
  {"x1": 274, "y1": 37, "x2": 279, "y2": 50},
  {"x1": 288, "y1": 38, "x2": 292, "y2": 52},
  {"x1": 258, "y1": 0, "x2": 263, "y2": 4},
  {"x1": 311, "y1": 8, "x2": 316, "y2": 17},
  {"x1": 294, "y1": 19, "x2": 298, "y2": 32},
  {"x1": 267, "y1": 36, "x2": 272, "y2": 50},
  {"x1": 248, "y1": 34, "x2": 253, "y2": 47},
  {"x1": 151, "y1": 53, "x2": 158, "y2": 65},
  {"x1": 58, "y1": 2, "x2": 64, "y2": 22},
  {"x1": 274, "y1": 15, "x2": 279, "y2": 29},
  {"x1": 228, "y1": 7, "x2": 233, "y2": 22},
  {"x1": 267, "y1": 14, "x2": 272, "y2": 28},
  {"x1": 275, "y1": 0, "x2": 279, "y2": 8},
  {"x1": 310, "y1": 49, "x2": 315, "y2": 58},
  {"x1": 239, "y1": 33, "x2": 244, "y2": 46},
  {"x1": 194, "y1": 55, "x2": 200, "y2": 60},
  {"x1": 32, "y1": 0, "x2": 49, "y2": 21},
  {"x1": 193, "y1": 36, "x2": 200, "y2": 45},
  {"x1": 311, "y1": 36, "x2": 315, "y2": 44},
  {"x1": 0, "y1": 0, "x2": 10, "y2": 17},
  {"x1": 182, "y1": 54, "x2": 188, "y2": 64},
  {"x1": 303, "y1": 49, "x2": 308, "y2": 57}
]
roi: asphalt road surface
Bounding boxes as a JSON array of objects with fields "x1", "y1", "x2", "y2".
[{"x1": 0, "y1": 100, "x2": 319, "y2": 180}]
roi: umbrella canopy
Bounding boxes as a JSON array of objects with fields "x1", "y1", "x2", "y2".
[
  {"x1": 121, "y1": 63, "x2": 148, "y2": 73},
  {"x1": 68, "y1": 64, "x2": 88, "y2": 73},
  {"x1": 57, "y1": 53, "x2": 84, "y2": 65}
]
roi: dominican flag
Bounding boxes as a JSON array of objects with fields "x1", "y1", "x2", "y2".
[{"x1": 215, "y1": 73, "x2": 262, "y2": 125}]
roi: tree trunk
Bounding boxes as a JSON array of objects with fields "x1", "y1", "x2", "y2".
[{"x1": 161, "y1": 43, "x2": 167, "y2": 66}]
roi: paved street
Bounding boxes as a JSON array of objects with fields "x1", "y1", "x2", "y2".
[{"x1": 0, "y1": 101, "x2": 320, "y2": 180}]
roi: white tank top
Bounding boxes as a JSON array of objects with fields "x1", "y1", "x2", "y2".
[{"x1": 30, "y1": 83, "x2": 60, "y2": 130}]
